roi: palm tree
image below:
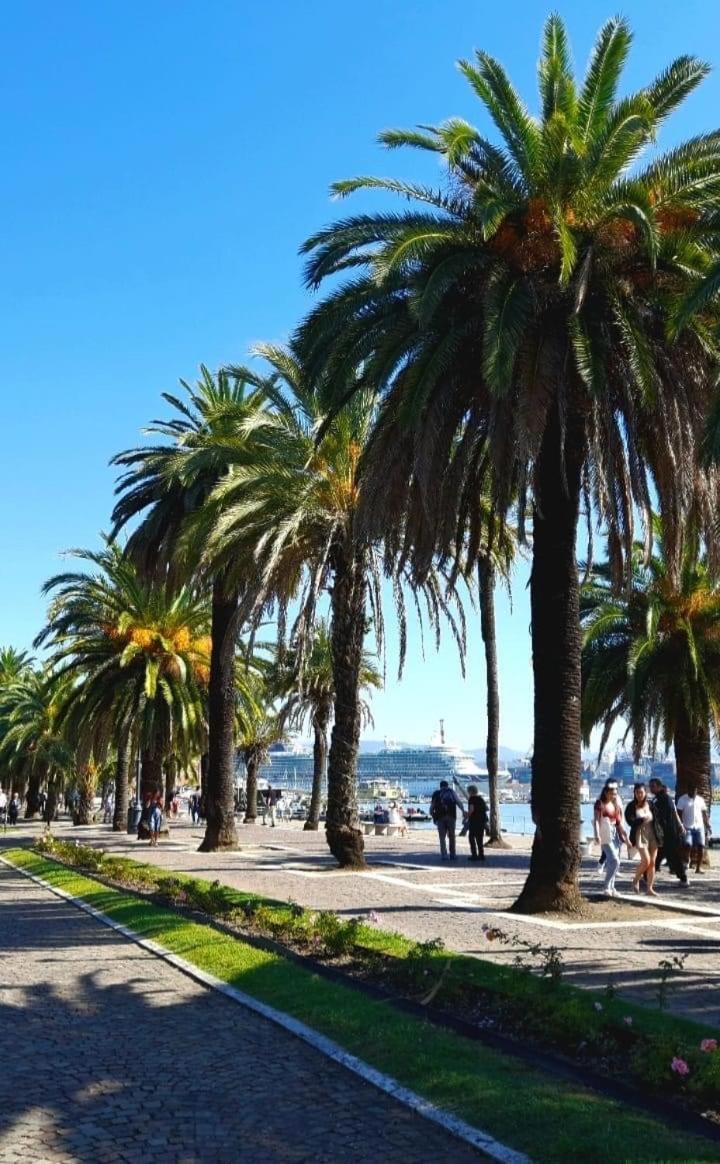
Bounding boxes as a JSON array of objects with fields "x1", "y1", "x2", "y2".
[
  {"x1": 0, "y1": 668, "x2": 72, "y2": 818},
  {"x1": 36, "y1": 542, "x2": 211, "y2": 827},
  {"x1": 0, "y1": 647, "x2": 32, "y2": 687},
  {"x1": 0, "y1": 648, "x2": 33, "y2": 795},
  {"x1": 581, "y1": 527, "x2": 720, "y2": 804},
  {"x1": 269, "y1": 619, "x2": 382, "y2": 830},
  {"x1": 294, "y1": 16, "x2": 720, "y2": 910},
  {"x1": 236, "y1": 679, "x2": 284, "y2": 824},
  {"x1": 111, "y1": 367, "x2": 276, "y2": 851},
  {"x1": 204, "y1": 344, "x2": 464, "y2": 868}
]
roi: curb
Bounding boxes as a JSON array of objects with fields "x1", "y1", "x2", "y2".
[{"x1": 0, "y1": 855, "x2": 530, "y2": 1164}]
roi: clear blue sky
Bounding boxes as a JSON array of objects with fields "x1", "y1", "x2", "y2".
[{"x1": 3, "y1": 1, "x2": 720, "y2": 750}]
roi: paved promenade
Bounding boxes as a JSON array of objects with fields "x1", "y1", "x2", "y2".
[
  {"x1": 0, "y1": 863, "x2": 484, "y2": 1163},
  {"x1": 3, "y1": 816, "x2": 719, "y2": 1026}
]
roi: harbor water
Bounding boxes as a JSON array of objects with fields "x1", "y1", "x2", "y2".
[{"x1": 409, "y1": 799, "x2": 720, "y2": 836}]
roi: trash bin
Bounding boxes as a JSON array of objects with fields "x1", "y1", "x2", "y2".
[{"x1": 127, "y1": 805, "x2": 142, "y2": 834}]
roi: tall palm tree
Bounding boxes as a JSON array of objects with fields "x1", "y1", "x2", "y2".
[
  {"x1": 269, "y1": 619, "x2": 382, "y2": 830},
  {"x1": 36, "y1": 542, "x2": 211, "y2": 827},
  {"x1": 581, "y1": 528, "x2": 720, "y2": 804},
  {"x1": 294, "y1": 16, "x2": 720, "y2": 910},
  {"x1": 202, "y1": 344, "x2": 464, "y2": 867},
  {"x1": 111, "y1": 367, "x2": 277, "y2": 852}
]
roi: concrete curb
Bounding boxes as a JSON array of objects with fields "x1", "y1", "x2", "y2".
[{"x1": 0, "y1": 854, "x2": 531, "y2": 1164}]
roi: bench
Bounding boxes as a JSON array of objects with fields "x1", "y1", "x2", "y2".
[{"x1": 362, "y1": 822, "x2": 406, "y2": 837}]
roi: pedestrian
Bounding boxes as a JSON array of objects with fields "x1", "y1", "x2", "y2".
[
  {"x1": 430, "y1": 779, "x2": 466, "y2": 861},
  {"x1": 625, "y1": 783, "x2": 661, "y2": 895},
  {"x1": 593, "y1": 779, "x2": 623, "y2": 867},
  {"x1": 676, "y1": 785, "x2": 710, "y2": 875},
  {"x1": 267, "y1": 786, "x2": 278, "y2": 827},
  {"x1": 387, "y1": 801, "x2": 408, "y2": 836},
  {"x1": 8, "y1": 794, "x2": 20, "y2": 825},
  {"x1": 138, "y1": 795, "x2": 153, "y2": 841},
  {"x1": 0, "y1": 787, "x2": 7, "y2": 825},
  {"x1": 149, "y1": 795, "x2": 163, "y2": 846},
  {"x1": 648, "y1": 778, "x2": 687, "y2": 884},
  {"x1": 597, "y1": 784, "x2": 628, "y2": 897},
  {"x1": 189, "y1": 791, "x2": 199, "y2": 823},
  {"x1": 466, "y1": 784, "x2": 488, "y2": 861}
]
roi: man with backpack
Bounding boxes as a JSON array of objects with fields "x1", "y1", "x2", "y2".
[{"x1": 430, "y1": 779, "x2": 466, "y2": 861}]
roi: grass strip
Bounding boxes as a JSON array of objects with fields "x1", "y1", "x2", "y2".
[{"x1": 5, "y1": 848, "x2": 718, "y2": 1164}]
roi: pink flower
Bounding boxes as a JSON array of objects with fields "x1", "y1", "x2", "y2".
[
  {"x1": 700, "y1": 1039, "x2": 718, "y2": 1053},
  {"x1": 623, "y1": 1016, "x2": 633, "y2": 1026},
  {"x1": 671, "y1": 1057, "x2": 690, "y2": 1077}
]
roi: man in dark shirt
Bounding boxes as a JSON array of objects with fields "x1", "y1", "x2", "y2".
[{"x1": 466, "y1": 784, "x2": 489, "y2": 861}]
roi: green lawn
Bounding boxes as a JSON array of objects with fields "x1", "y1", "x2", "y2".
[{"x1": 4, "y1": 847, "x2": 718, "y2": 1164}]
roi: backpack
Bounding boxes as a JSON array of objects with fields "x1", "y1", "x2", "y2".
[{"x1": 431, "y1": 787, "x2": 456, "y2": 822}]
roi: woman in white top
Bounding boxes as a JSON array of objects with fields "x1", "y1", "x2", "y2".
[{"x1": 597, "y1": 785, "x2": 628, "y2": 896}]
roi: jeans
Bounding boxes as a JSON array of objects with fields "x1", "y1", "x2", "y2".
[
  {"x1": 437, "y1": 817, "x2": 457, "y2": 858},
  {"x1": 602, "y1": 840, "x2": 620, "y2": 892},
  {"x1": 469, "y1": 823, "x2": 485, "y2": 859}
]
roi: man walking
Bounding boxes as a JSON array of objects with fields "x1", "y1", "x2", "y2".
[
  {"x1": 430, "y1": 780, "x2": 466, "y2": 861},
  {"x1": 466, "y1": 784, "x2": 488, "y2": 861},
  {"x1": 676, "y1": 786, "x2": 710, "y2": 875}
]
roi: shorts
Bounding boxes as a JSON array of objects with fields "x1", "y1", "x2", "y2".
[{"x1": 684, "y1": 826, "x2": 705, "y2": 849}]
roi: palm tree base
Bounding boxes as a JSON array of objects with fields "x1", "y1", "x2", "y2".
[
  {"x1": 198, "y1": 824, "x2": 239, "y2": 852},
  {"x1": 511, "y1": 876, "x2": 584, "y2": 915},
  {"x1": 303, "y1": 819, "x2": 320, "y2": 831},
  {"x1": 326, "y1": 823, "x2": 366, "y2": 869},
  {"x1": 486, "y1": 835, "x2": 512, "y2": 849}
]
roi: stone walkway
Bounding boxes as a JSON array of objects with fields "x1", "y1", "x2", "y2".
[
  {"x1": 4, "y1": 817, "x2": 720, "y2": 1026},
  {"x1": 0, "y1": 863, "x2": 485, "y2": 1163}
]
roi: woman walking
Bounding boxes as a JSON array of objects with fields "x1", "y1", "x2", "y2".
[
  {"x1": 596, "y1": 785, "x2": 628, "y2": 897},
  {"x1": 149, "y1": 795, "x2": 163, "y2": 846},
  {"x1": 625, "y1": 783, "x2": 661, "y2": 895}
]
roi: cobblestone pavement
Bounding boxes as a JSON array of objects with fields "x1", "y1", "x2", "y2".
[
  {"x1": 4, "y1": 816, "x2": 720, "y2": 1026},
  {"x1": 0, "y1": 864, "x2": 486, "y2": 1163}
]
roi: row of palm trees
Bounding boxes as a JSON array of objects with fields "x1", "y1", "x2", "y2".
[{"x1": 4, "y1": 15, "x2": 720, "y2": 914}]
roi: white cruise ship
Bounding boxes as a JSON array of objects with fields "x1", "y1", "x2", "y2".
[{"x1": 251, "y1": 721, "x2": 511, "y2": 797}]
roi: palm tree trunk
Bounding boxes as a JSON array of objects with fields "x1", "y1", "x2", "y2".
[
  {"x1": 244, "y1": 753, "x2": 258, "y2": 823},
  {"x1": 326, "y1": 541, "x2": 366, "y2": 869},
  {"x1": 140, "y1": 750, "x2": 163, "y2": 800},
  {"x1": 513, "y1": 401, "x2": 585, "y2": 914},
  {"x1": 44, "y1": 775, "x2": 58, "y2": 825},
  {"x1": 24, "y1": 766, "x2": 43, "y2": 819},
  {"x1": 674, "y1": 712, "x2": 711, "y2": 803},
  {"x1": 112, "y1": 730, "x2": 131, "y2": 832},
  {"x1": 164, "y1": 754, "x2": 177, "y2": 812},
  {"x1": 478, "y1": 557, "x2": 507, "y2": 847},
  {"x1": 76, "y1": 765, "x2": 96, "y2": 826},
  {"x1": 199, "y1": 577, "x2": 240, "y2": 852},
  {"x1": 305, "y1": 708, "x2": 329, "y2": 830}
]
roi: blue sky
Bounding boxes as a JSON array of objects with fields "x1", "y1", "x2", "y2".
[{"x1": 3, "y1": 0, "x2": 720, "y2": 750}]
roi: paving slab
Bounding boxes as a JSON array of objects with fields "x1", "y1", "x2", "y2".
[{"x1": 0, "y1": 863, "x2": 486, "y2": 1163}]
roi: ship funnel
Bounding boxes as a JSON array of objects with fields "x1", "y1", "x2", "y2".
[{"x1": 439, "y1": 718, "x2": 445, "y2": 745}]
